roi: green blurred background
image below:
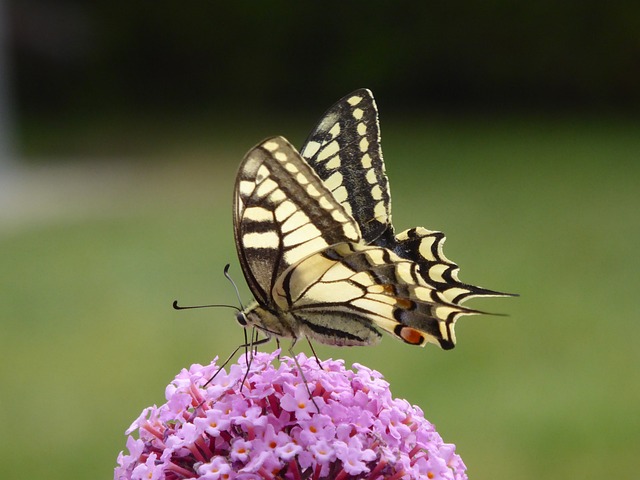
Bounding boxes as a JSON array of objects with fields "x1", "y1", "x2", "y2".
[{"x1": 1, "y1": 2, "x2": 639, "y2": 479}]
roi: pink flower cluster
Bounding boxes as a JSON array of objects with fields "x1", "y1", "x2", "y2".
[{"x1": 115, "y1": 351, "x2": 467, "y2": 480}]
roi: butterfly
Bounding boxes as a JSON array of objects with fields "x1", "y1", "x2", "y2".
[{"x1": 233, "y1": 89, "x2": 511, "y2": 352}]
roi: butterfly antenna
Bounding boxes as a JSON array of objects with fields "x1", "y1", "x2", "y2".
[
  {"x1": 173, "y1": 264, "x2": 247, "y2": 312},
  {"x1": 172, "y1": 300, "x2": 240, "y2": 312},
  {"x1": 223, "y1": 264, "x2": 246, "y2": 312}
]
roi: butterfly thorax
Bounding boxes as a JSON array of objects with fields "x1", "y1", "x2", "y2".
[{"x1": 237, "y1": 300, "x2": 298, "y2": 340}]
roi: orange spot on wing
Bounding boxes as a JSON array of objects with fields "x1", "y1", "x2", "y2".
[
  {"x1": 400, "y1": 327, "x2": 425, "y2": 345},
  {"x1": 395, "y1": 297, "x2": 414, "y2": 310},
  {"x1": 382, "y1": 284, "x2": 395, "y2": 294}
]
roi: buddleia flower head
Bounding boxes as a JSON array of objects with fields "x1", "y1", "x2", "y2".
[{"x1": 115, "y1": 350, "x2": 467, "y2": 480}]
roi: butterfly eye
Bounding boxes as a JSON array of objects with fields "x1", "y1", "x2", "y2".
[{"x1": 236, "y1": 311, "x2": 248, "y2": 326}]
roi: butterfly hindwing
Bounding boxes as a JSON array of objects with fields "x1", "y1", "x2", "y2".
[
  {"x1": 300, "y1": 89, "x2": 392, "y2": 244},
  {"x1": 393, "y1": 227, "x2": 507, "y2": 303},
  {"x1": 274, "y1": 242, "x2": 482, "y2": 349},
  {"x1": 234, "y1": 136, "x2": 361, "y2": 306}
]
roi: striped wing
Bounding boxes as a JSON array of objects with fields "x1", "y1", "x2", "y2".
[
  {"x1": 300, "y1": 89, "x2": 392, "y2": 244},
  {"x1": 233, "y1": 136, "x2": 361, "y2": 307},
  {"x1": 273, "y1": 242, "x2": 483, "y2": 349},
  {"x1": 234, "y1": 90, "x2": 513, "y2": 350},
  {"x1": 393, "y1": 227, "x2": 507, "y2": 302},
  {"x1": 299, "y1": 88, "x2": 507, "y2": 333}
]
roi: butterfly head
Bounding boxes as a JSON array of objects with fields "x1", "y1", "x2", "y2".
[
  {"x1": 235, "y1": 310, "x2": 249, "y2": 327},
  {"x1": 236, "y1": 301, "x2": 297, "y2": 340}
]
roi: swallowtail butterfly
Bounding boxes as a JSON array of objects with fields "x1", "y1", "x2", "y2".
[{"x1": 234, "y1": 89, "x2": 510, "y2": 351}]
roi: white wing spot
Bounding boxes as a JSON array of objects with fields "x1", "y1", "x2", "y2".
[
  {"x1": 365, "y1": 168, "x2": 377, "y2": 184},
  {"x1": 436, "y1": 306, "x2": 461, "y2": 323},
  {"x1": 295, "y1": 172, "x2": 309, "y2": 185},
  {"x1": 256, "y1": 178, "x2": 278, "y2": 197},
  {"x1": 283, "y1": 223, "x2": 322, "y2": 246},
  {"x1": 418, "y1": 237, "x2": 437, "y2": 261},
  {"x1": 371, "y1": 185, "x2": 382, "y2": 200},
  {"x1": 275, "y1": 151, "x2": 288, "y2": 162},
  {"x1": 284, "y1": 253, "x2": 336, "y2": 302},
  {"x1": 269, "y1": 189, "x2": 286, "y2": 202},
  {"x1": 328, "y1": 123, "x2": 341, "y2": 138},
  {"x1": 353, "y1": 108, "x2": 363, "y2": 120},
  {"x1": 274, "y1": 200, "x2": 297, "y2": 222},
  {"x1": 243, "y1": 231, "x2": 279, "y2": 249},
  {"x1": 359, "y1": 137, "x2": 369, "y2": 152},
  {"x1": 365, "y1": 249, "x2": 386, "y2": 265},
  {"x1": 428, "y1": 264, "x2": 448, "y2": 283},
  {"x1": 396, "y1": 263, "x2": 414, "y2": 283},
  {"x1": 357, "y1": 122, "x2": 367, "y2": 135},
  {"x1": 238, "y1": 180, "x2": 255, "y2": 196},
  {"x1": 331, "y1": 209, "x2": 348, "y2": 223},
  {"x1": 263, "y1": 141, "x2": 279, "y2": 152},
  {"x1": 351, "y1": 298, "x2": 394, "y2": 318},
  {"x1": 321, "y1": 262, "x2": 355, "y2": 283},
  {"x1": 318, "y1": 196, "x2": 333, "y2": 210},
  {"x1": 317, "y1": 140, "x2": 340, "y2": 162},
  {"x1": 303, "y1": 141, "x2": 321, "y2": 158},
  {"x1": 333, "y1": 186, "x2": 348, "y2": 203},
  {"x1": 256, "y1": 165, "x2": 270, "y2": 183},
  {"x1": 414, "y1": 286, "x2": 433, "y2": 302},
  {"x1": 326, "y1": 156, "x2": 341, "y2": 169},
  {"x1": 324, "y1": 171, "x2": 344, "y2": 191},
  {"x1": 306, "y1": 184, "x2": 321, "y2": 197},
  {"x1": 361, "y1": 153, "x2": 372, "y2": 168},
  {"x1": 282, "y1": 211, "x2": 311, "y2": 234},
  {"x1": 441, "y1": 287, "x2": 470, "y2": 303},
  {"x1": 244, "y1": 206, "x2": 273, "y2": 222},
  {"x1": 342, "y1": 223, "x2": 359, "y2": 241},
  {"x1": 284, "y1": 237, "x2": 328, "y2": 264},
  {"x1": 373, "y1": 200, "x2": 386, "y2": 219},
  {"x1": 285, "y1": 162, "x2": 299, "y2": 173},
  {"x1": 353, "y1": 271, "x2": 375, "y2": 286},
  {"x1": 347, "y1": 95, "x2": 363, "y2": 106},
  {"x1": 303, "y1": 281, "x2": 363, "y2": 306}
]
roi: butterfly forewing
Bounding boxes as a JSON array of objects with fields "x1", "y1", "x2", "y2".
[
  {"x1": 300, "y1": 89, "x2": 392, "y2": 244},
  {"x1": 234, "y1": 136, "x2": 361, "y2": 306}
]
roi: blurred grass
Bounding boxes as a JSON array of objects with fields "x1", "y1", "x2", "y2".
[{"x1": 1, "y1": 114, "x2": 639, "y2": 479}]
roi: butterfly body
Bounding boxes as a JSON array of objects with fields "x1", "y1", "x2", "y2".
[{"x1": 234, "y1": 90, "x2": 510, "y2": 351}]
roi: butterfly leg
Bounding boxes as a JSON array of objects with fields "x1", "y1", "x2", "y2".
[
  {"x1": 288, "y1": 339, "x2": 321, "y2": 413},
  {"x1": 275, "y1": 338, "x2": 282, "y2": 360},
  {"x1": 203, "y1": 334, "x2": 272, "y2": 389},
  {"x1": 305, "y1": 337, "x2": 324, "y2": 371}
]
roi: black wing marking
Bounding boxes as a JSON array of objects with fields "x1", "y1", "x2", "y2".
[
  {"x1": 300, "y1": 90, "x2": 510, "y2": 336},
  {"x1": 300, "y1": 88, "x2": 392, "y2": 244},
  {"x1": 234, "y1": 136, "x2": 361, "y2": 306},
  {"x1": 392, "y1": 227, "x2": 511, "y2": 303}
]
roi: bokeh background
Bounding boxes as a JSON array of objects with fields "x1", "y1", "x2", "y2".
[{"x1": 1, "y1": 2, "x2": 639, "y2": 479}]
